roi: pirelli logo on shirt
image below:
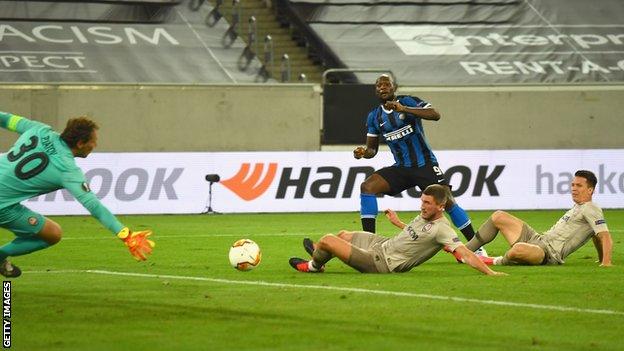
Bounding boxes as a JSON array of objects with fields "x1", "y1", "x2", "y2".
[{"x1": 383, "y1": 125, "x2": 414, "y2": 141}]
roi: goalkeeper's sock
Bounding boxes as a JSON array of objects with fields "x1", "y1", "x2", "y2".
[
  {"x1": 360, "y1": 193, "x2": 378, "y2": 233},
  {"x1": 466, "y1": 218, "x2": 499, "y2": 251},
  {"x1": 447, "y1": 204, "x2": 475, "y2": 240},
  {"x1": 0, "y1": 236, "x2": 51, "y2": 261}
]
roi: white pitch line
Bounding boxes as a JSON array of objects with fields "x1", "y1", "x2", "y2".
[
  {"x1": 26, "y1": 269, "x2": 624, "y2": 317},
  {"x1": 60, "y1": 232, "x2": 310, "y2": 240},
  {"x1": 58, "y1": 229, "x2": 624, "y2": 241}
]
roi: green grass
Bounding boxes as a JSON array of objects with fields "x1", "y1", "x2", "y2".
[{"x1": 5, "y1": 210, "x2": 624, "y2": 351}]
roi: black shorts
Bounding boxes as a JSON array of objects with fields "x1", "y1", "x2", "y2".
[{"x1": 375, "y1": 163, "x2": 448, "y2": 196}]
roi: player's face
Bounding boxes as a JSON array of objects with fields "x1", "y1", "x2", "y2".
[
  {"x1": 75, "y1": 130, "x2": 98, "y2": 158},
  {"x1": 375, "y1": 76, "x2": 395, "y2": 102},
  {"x1": 571, "y1": 176, "x2": 593, "y2": 204},
  {"x1": 420, "y1": 194, "x2": 444, "y2": 221}
]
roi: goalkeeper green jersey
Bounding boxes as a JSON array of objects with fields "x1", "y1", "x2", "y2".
[{"x1": 0, "y1": 111, "x2": 124, "y2": 234}]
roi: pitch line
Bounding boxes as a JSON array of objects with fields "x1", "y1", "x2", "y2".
[
  {"x1": 60, "y1": 229, "x2": 624, "y2": 241},
  {"x1": 61, "y1": 232, "x2": 310, "y2": 240},
  {"x1": 26, "y1": 269, "x2": 624, "y2": 317}
]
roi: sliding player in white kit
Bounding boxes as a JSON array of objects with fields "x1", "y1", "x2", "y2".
[
  {"x1": 289, "y1": 184, "x2": 506, "y2": 276},
  {"x1": 465, "y1": 170, "x2": 613, "y2": 266}
]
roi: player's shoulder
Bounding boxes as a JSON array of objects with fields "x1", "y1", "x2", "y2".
[
  {"x1": 397, "y1": 95, "x2": 429, "y2": 108},
  {"x1": 367, "y1": 104, "x2": 381, "y2": 117},
  {"x1": 397, "y1": 95, "x2": 418, "y2": 103},
  {"x1": 581, "y1": 201, "x2": 604, "y2": 214}
]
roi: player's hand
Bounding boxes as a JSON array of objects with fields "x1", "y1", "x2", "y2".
[
  {"x1": 384, "y1": 101, "x2": 404, "y2": 112},
  {"x1": 384, "y1": 209, "x2": 399, "y2": 224},
  {"x1": 117, "y1": 227, "x2": 155, "y2": 261},
  {"x1": 384, "y1": 209, "x2": 406, "y2": 229},
  {"x1": 489, "y1": 271, "x2": 508, "y2": 276},
  {"x1": 353, "y1": 146, "x2": 366, "y2": 159}
]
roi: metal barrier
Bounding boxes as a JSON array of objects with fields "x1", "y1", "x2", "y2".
[
  {"x1": 247, "y1": 16, "x2": 257, "y2": 56},
  {"x1": 257, "y1": 35, "x2": 274, "y2": 81},
  {"x1": 205, "y1": 0, "x2": 223, "y2": 26},
  {"x1": 280, "y1": 54, "x2": 290, "y2": 82},
  {"x1": 222, "y1": 0, "x2": 241, "y2": 47}
]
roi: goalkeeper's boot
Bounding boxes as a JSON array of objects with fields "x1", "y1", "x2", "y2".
[
  {"x1": 289, "y1": 257, "x2": 324, "y2": 273},
  {"x1": 0, "y1": 260, "x2": 22, "y2": 278},
  {"x1": 303, "y1": 238, "x2": 315, "y2": 256},
  {"x1": 443, "y1": 245, "x2": 464, "y2": 263}
]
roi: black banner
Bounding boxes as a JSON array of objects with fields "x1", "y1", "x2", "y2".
[{"x1": 322, "y1": 84, "x2": 377, "y2": 144}]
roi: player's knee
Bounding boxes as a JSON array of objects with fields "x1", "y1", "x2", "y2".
[
  {"x1": 508, "y1": 245, "x2": 530, "y2": 261},
  {"x1": 40, "y1": 221, "x2": 62, "y2": 245},
  {"x1": 360, "y1": 181, "x2": 375, "y2": 194},
  {"x1": 317, "y1": 234, "x2": 335, "y2": 250},
  {"x1": 491, "y1": 210, "x2": 508, "y2": 224}
]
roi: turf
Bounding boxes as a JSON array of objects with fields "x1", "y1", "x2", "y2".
[{"x1": 5, "y1": 210, "x2": 624, "y2": 351}]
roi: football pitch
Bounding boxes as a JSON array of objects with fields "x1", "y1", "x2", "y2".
[{"x1": 7, "y1": 210, "x2": 624, "y2": 351}]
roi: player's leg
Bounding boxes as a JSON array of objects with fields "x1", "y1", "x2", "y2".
[
  {"x1": 290, "y1": 232, "x2": 354, "y2": 272},
  {"x1": 0, "y1": 206, "x2": 62, "y2": 277},
  {"x1": 466, "y1": 210, "x2": 524, "y2": 251},
  {"x1": 303, "y1": 230, "x2": 354, "y2": 256},
  {"x1": 443, "y1": 188, "x2": 477, "y2": 241},
  {"x1": 359, "y1": 172, "x2": 391, "y2": 233},
  {"x1": 497, "y1": 243, "x2": 545, "y2": 265}
]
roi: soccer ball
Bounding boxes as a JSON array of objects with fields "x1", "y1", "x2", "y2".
[{"x1": 228, "y1": 239, "x2": 262, "y2": 271}]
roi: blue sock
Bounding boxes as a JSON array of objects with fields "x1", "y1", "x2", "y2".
[
  {"x1": 0, "y1": 236, "x2": 51, "y2": 261},
  {"x1": 360, "y1": 193, "x2": 378, "y2": 232},
  {"x1": 360, "y1": 193, "x2": 378, "y2": 218},
  {"x1": 447, "y1": 203, "x2": 471, "y2": 230}
]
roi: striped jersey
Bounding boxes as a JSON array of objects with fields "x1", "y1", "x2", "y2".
[{"x1": 366, "y1": 95, "x2": 437, "y2": 168}]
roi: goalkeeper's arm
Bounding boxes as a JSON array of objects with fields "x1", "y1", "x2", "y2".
[
  {"x1": 66, "y1": 181, "x2": 155, "y2": 260},
  {"x1": 1, "y1": 111, "x2": 52, "y2": 134}
]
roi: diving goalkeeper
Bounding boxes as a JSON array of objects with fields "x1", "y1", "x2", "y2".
[{"x1": 0, "y1": 111, "x2": 155, "y2": 278}]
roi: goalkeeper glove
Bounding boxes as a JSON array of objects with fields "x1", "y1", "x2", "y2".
[{"x1": 117, "y1": 227, "x2": 155, "y2": 261}]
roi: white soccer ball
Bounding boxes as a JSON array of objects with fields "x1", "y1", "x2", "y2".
[{"x1": 228, "y1": 239, "x2": 262, "y2": 271}]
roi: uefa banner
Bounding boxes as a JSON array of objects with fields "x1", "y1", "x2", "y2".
[{"x1": 20, "y1": 150, "x2": 624, "y2": 215}]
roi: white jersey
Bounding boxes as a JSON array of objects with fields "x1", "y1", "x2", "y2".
[
  {"x1": 380, "y1": 215, "x2": 462, "y2": 272},
  {"x1": 542, "y1": 201, "x2": 609, "y2": 262}
]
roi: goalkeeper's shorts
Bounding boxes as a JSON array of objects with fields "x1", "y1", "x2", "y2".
[{"x1": 0, "y1": 203, "x2": 46, "y2": 237}]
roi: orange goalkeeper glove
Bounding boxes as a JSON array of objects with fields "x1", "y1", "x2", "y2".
[{"x1": 117, "y1": 227, "x2": 155, "y2": 261}]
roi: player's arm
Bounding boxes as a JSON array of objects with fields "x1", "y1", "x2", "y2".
[
  {"x1": 383, "y1": 101, "x2": 440, "y2": 121},
  {"x1": 455, "y1": 246, "x2": 507, "y2": 276},
  {"x1": 0, "y1": 111, "x2": 50, "y2": 134},
  {"x1": 592, "y1": 231, "x2": 613, "y2": 267},
  {"x1": 384, "y1": 209, "x2": 406, "y2": 229},
  {"x1": 354, "y1": 136, "x2": 379, "y2": 159},
  {"x1": 65, "y1": 181, "x2": 155, "y2": 261},
  {"x1": 584, "y1": 205, "x2": 612, "y2": 267}
]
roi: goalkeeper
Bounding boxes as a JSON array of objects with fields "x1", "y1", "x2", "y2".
[{"x1": 0, "y1": 111, "x2": 155, "y2": 278}]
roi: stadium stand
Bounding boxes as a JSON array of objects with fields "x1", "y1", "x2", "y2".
[
  {"x1": 279, "y1": 0, "x2": 624, "y2": 84},
  {"x1": 209, "y1": 0, "x2": 326, "y2": 82},
  {"x1": 0, "y1": 0, "x2": 281, "y2": 83}
]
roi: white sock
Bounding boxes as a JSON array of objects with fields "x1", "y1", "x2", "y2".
[
  {"x1": 308, "y1": 261, "x2": 319, "y2": 272},
  {"x1": 493, "y1": 256, "x2": 504, "y2": 265}
]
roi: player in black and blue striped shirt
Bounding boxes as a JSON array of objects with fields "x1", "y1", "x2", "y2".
[{"x1": 354, "y1": 74, "x2": 483, "y2": 252}]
